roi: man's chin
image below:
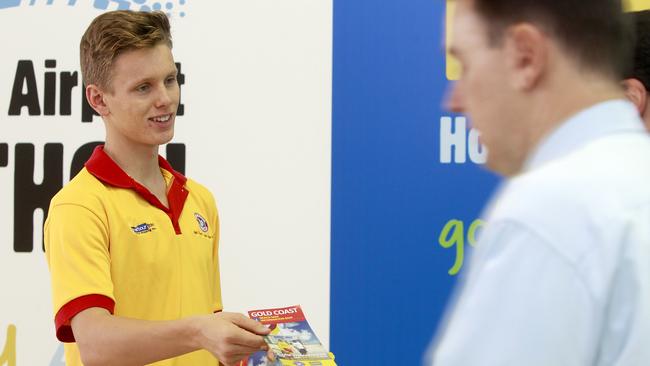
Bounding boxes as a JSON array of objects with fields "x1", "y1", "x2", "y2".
[
  {"x1": 486, "y1": 158, "x2": 524, "y2": 177},
  {"x1": 150, "y1": 133, "x2": 175, "y2": 147}
]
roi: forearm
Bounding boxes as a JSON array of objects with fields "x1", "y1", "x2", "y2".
[{"x1": 72, "y1": 308, "x2": 204, "y2": 366}]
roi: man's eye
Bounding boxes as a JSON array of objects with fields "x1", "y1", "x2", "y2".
[
  {"x1": 136, "y1": 84, "x2": 150, "y2": 93},
  {"x1": 166, "y1": 77, "x2": 177, "y2": 85}
]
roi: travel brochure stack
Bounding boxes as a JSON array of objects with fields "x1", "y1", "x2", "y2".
[{"x1": 238, "y1": 305, "x2": 337, "y2": 366}]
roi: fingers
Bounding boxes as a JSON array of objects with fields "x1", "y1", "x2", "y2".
[
  {"x1": 229, "y1": 332, "x2": 267, "y2": 351},
  {"x1": 221, "y1": 322, "x2": 267, "y2": 349},
  {"x1": 203, "y1": 312, "x2": 270, "y2": 365},
  {"x1": 220, "y1": 330, "x2": 267, "y2": 352},
  {"x1": 228, "y1": 314, "x2": 271, "y2": 336},
  {"x1": 267, "y1": 348, "x2": 276, "y2": 361},
  {"x1": 215, "y1": 344, "x2": 262, "y2": 366}
]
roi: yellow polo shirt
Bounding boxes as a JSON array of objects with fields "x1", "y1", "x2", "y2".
[{"x1": 44, "y1": 146, "x2": 221, "y2": 366}]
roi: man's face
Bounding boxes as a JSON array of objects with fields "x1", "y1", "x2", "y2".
[
  {"x1": 447, "y1": 0, "x2": 526, "y2": 175},
  {"x1": 102, "y1": 43, "x2": 179, "y2": 150}
]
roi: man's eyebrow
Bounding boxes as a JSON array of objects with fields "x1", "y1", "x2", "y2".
[{"x1": 130, "y1": 68, "x2": 178, "y2": 85}]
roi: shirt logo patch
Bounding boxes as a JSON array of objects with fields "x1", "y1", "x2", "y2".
[
  {"x1": 131, "y1": 223, "x2": 156, "y2": 234},
  {"x1": 194, "y1": 213, "x2": 209, "y2": 233}
]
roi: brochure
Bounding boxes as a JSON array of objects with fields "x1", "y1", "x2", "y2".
[{"x1": 238, "y1": 305, "x2": 337, "y2": 366}]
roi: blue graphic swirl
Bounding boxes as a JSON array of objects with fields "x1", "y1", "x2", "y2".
[{"x1": 0, "y1": 0, "x2": 187, "y2": 17}]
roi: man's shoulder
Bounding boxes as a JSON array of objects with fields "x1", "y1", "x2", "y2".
[
  {"x1": 183, "y1": 177, "x2": 218, "y2": 212},
  {"x1": 532, "y1": 132, "x2": 650, "y2": 207},
  {"x1": 505, "y1": 132, "x2": 650, "y2": 213},
  {"x1": 487, "y1": 132, "x2": 650, "y2": 258},
  {"x1": 50, "y1": 168, "x2": 107, "y2": 209},
  {"x1": 184, "y1": 178, "x2": 213, "y2": 197}
]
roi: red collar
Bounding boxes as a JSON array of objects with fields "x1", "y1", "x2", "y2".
[
  {"x1": 85, "y1": 145, "x2": 187, "y2": 188},
  {"x1": 85, "y1": 145, "x2": 189, "y2": 235}
]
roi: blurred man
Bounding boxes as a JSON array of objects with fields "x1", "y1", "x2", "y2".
[
  {"x1": 429, "y1": 0, "x2": 650, "y2": 365},
  {"x1": 624, "y1": 9, "x2": 650, "y2": 130}
]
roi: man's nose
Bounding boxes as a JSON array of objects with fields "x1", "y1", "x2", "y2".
[
  {"x1": 445, "y1": 81, "x2": 464, "y2": 113},
  {"x1": 154, "y1": 85, "x2": 172, "y2": 108}
]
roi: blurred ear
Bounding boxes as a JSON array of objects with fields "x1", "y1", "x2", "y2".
[
  {"x1": 85, "y1": 84, "x2": 110, "y2": 116},
  {"x1": 503, "y1": 23, "x2": 547, "y2": 91},
  {"x1": 622, "y1": 78, "x2": 648, "y2": 116}
]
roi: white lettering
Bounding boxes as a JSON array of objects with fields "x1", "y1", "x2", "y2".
[
  {"x1": 273, "y1": 307, "x2": 297, "y2": 316},
  {"x1": 439, "y1": 116, "x2": 487, "y2": 164},
  {"x1": 468, "y1": 127, "x2": 487, "y2": 164}
]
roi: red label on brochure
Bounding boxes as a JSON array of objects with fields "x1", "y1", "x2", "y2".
[{"x1": 248, "y1": 305, "x2": 306, "y2": 324}]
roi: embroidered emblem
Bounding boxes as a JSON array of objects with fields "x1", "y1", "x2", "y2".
[
  {"x1": 194, "y1": 213, "x2": 209, "y2": 233},
  {"x1": 131, "y1": 223, "x2": 155, "y2": 234}
]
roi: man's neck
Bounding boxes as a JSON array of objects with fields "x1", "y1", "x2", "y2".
[
  {"x1": 525, "y1": 69, "x2": 625, "y2": 162},
  {"x1": 642, "y1": 112, "x2": 650, "y2": 132},
  {"x1": 102, "y1": 139, "x2": 162, "y2": 186}
]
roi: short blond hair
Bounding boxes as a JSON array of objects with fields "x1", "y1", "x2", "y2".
[{"x1": 80, "y1": 10, "x2": 172, "y2": 90}]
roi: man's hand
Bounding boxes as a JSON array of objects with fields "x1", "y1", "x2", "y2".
[{"x1": 194, "y1": 312, "x2": 271, "y2": 366}]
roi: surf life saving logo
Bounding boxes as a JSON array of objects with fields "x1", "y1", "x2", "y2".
[
  {"x1": 131, "y1": 222, "x2": 156, "y2": 234},
  {"x1": 194, "y1": 213, "x2": 208, "y2": 233}
]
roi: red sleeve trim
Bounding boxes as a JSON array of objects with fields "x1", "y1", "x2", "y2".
[{"x1": 54, "y1": 294, "x2": 115, "y2": 343}]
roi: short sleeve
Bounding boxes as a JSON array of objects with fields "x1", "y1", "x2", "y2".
[{"x1": 44, "y1": 202, "x2": 115, "y2": 342}]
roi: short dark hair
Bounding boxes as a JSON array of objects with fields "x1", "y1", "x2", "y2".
[
  {"x1": 470, "y1": 0, "x2": 632, "y2": 79},
  {"x1": 80, "y1": 10, "x2": 172, "y2": 90},
  {"x1": 624, "y1": 10, "x2": 650, "y2": 89}
]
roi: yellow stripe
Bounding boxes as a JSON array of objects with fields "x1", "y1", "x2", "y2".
[
  {"x1": 626, "y1": 0, "x2": 650, "y2": 11},
  {"x1": 445, "y1": 0, "x2": 461, "y2": 81}
]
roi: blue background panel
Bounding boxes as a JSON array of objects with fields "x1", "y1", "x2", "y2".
[{"x1": 331, "y1": 0, "x2": 499, "y2": 364}]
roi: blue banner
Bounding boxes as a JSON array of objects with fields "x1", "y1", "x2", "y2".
[{"x1": 331, "y1": 0, "x2": 499, "y2": 364}]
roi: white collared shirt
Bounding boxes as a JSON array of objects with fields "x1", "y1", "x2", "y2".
[{"x1": 429, "y1": 100, "x2": 650, "y2": 366}]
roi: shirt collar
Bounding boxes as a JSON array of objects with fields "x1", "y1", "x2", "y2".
[
  {"x1": 523, "y1": 99, "x2": 645, "y2": 172},
  {"x1": 84, "y1": 145, "x2": 187, "y2": 188}
]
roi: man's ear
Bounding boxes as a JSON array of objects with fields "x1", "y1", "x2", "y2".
[
  {"x1": 622, "y1": 78, "x2": 648, "y2": 116},
  {"x1": 85, "y1": 84, "x2": 110, "y2": 116},
  {"x1": 504, "y1": 23, "x2": 548, "y2": 91}
]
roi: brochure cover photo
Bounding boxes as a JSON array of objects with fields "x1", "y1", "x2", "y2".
[{"x1": 238, "y1": 305, "x2": 337, "y2": 366}]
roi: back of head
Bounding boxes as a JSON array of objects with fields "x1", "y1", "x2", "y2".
[
  {"x1": 624, "y1": 10, "x2": 650, "y2": 89},
  {"x1": 80, "y1": 10, "x2": 172, "y2": 91},
  {"x1": 471, "y1": 0, "x2": 632, "y2": 80}
]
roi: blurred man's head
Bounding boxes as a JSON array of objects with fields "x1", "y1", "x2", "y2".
[
  {"x1": 447, "y1": 0, "x2": 630, "y2": 176},
  {"x1": 622, "y1": 10, "x2": 650, "y2": 131}
]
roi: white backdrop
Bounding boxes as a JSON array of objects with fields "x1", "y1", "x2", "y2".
[{"x1": 0, "y1": 0, "x2": 332, "y2": 364}]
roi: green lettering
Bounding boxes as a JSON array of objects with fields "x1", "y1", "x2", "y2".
[
  {"x1": 439, "y1": 219, "x2": 465, "y2": 275},
  {"x1": 438, "y1": 218, "x2": 485, "y2": 276},
  {"x1": 467, "y1": 219, "x2": 485, "y2": 247}
]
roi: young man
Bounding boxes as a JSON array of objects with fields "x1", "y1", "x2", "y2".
[
  {"x1": 429, "y1": 0, "x2": 650, "y2": 365},
  {"x1": 45, "y1": 11, "x2": 270, "y2": 366},
  {"x1": 623, "y1": 9, "x2": 650, "y2": 130}
]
